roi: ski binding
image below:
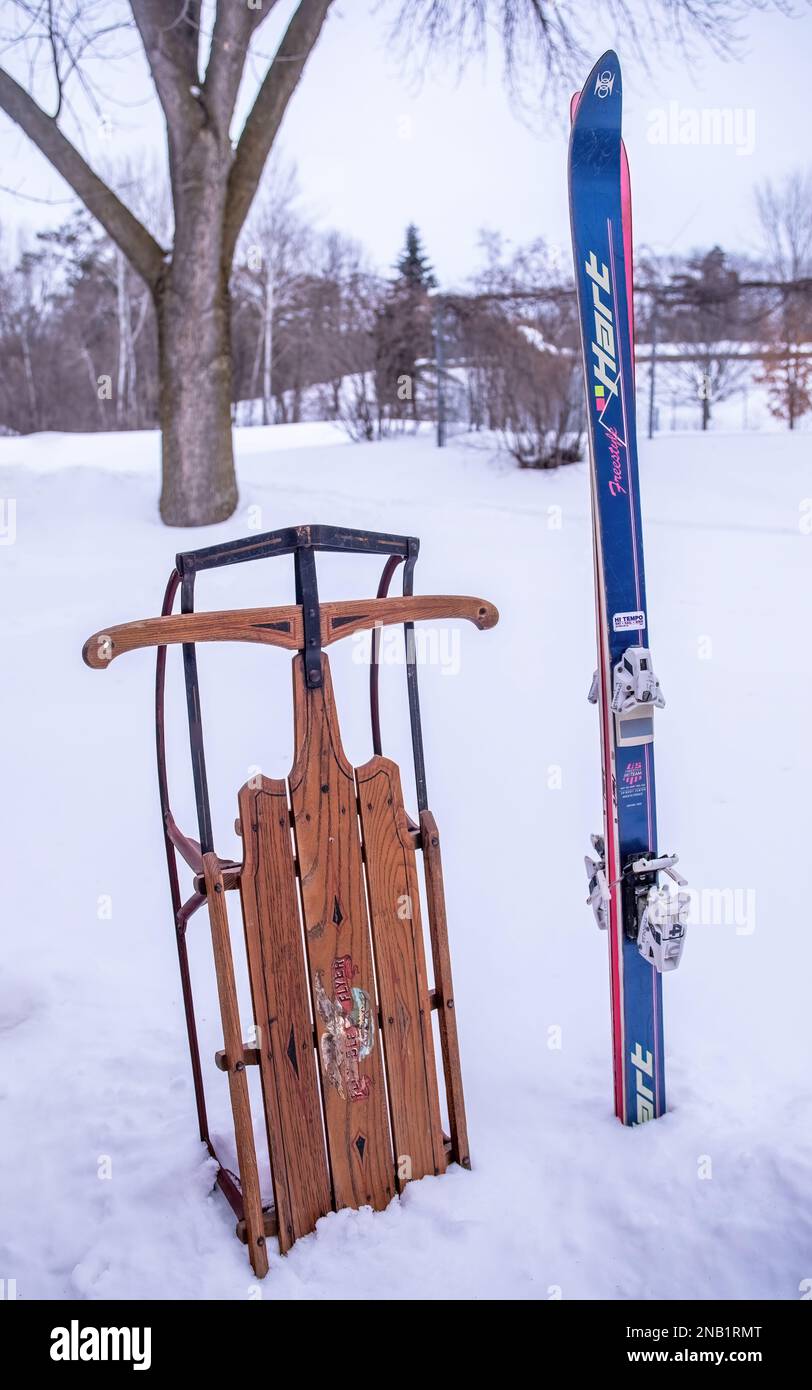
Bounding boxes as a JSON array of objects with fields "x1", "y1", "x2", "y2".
[
  {"x1": 612, "y1": 646, "x2": 663, "y2": 747},
  {"x1": 611, "y1": 647, "x2": 664, "y2": 713},
  {"x1": 587, "y1": 646, "x2": 664, "y2": 735},
  {"x1": 622, "y1": 852, "x2": 688, "y2": 973},
  {"x1": 585, "y1": 843, "x2": 689, "y2": 972}
]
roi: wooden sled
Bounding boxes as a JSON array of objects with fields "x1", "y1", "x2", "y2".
[{"x1": 83, "y1": 524, "x2": 498, "y2": 1277}]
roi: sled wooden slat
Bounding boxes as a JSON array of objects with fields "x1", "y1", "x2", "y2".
[
  {"x1": 238, "y1": 777, "x2": 332, "y2": 1253},
  {"x1": 289, "y1": 655, "x2": 395, "y2": 1213},
  {"x1": 357, "y1": 757, "x2": 445, "y2": 1184},
  {"x1": 202, "y1": 852, "x2": 269, "y2": 1278},
  {"x1": 419, "y1": 811, "x2": 471, "y2": 1170}
]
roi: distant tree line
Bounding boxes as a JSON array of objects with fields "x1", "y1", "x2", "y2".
[
  {"x1": 0, "y1": 180, "x2": 444, "y2": 441},
  {"x1": 1, "y1": 169, "x2": 810, "y2": 463}
]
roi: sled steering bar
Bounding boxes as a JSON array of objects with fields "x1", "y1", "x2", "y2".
[{"x1": 82, "y1": 595, "x2": 498, "y2": 669}]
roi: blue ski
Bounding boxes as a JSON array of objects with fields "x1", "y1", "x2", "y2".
[{"x1": 569, "y1": 51, "x2": 687, "y2": 1125}]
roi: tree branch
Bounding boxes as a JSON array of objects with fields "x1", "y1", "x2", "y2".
[
  {"x1": 45, "y1": 0, "x2": 64, "y2": 119},
  {"x1": 0, "y1": 65, "x2": 165, "y2": 289},
  {"x1": 204, "y1": 0, "x2": 279, "y2": 136},
  {"x1": 223, "y1": 0, "x2": 334, "y2": 267},
  {"x1": 129, "y1": 0, "x2": 204, "y2": 179}
]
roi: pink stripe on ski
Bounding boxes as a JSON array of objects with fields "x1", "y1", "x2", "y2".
[
  {"x1": 620, "y1": 140, "x2": 635, "y2": 356},
  {"x1": 644, "y1": 742, "x2": 654, "y2": 852},
  {"x1": 619, "y1": 141, "x2": 662, "y2": 1116}
]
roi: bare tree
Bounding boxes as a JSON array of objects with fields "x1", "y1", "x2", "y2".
[
  {"x1": 756, "y1": 170, "x2": 812, "y2": 283},
  {"x1": 462, "y1": 233, "x2": 583, "y2": 463},
  {"x1": 663, "y1": 248, "x2": 746, "y2": 429},
  {"x1": 0, "y1": 214, "x2": 117, "y2": 432},
  {"x1": 236, "y1": 157, "x2": 310, "y2": 425},
  {"x1": 0, "y1": 199, "x2": 383, "y2": 438},
  {"x1": 332, "y1": 267, "x2": 388, "y2": 441},
  {"x1": 0, "y1": 1, "x2": 334, "y2": 524},
  {"x1": 755, "y1": 170, "x2": 812, "y2": 429},
  {"x1": 100, "y1": 152, "x2": 171, "y2": 429},
  {"x1": 391, "y1": 0, "x2": 789, "y2": 102},
  {"x1": 309, "y1": 230, "x2": 374, "y2": 419},
  {"x1": 755, "y1": 340, "x2": 812, "y2": 430},
  {"x1": 7, "y1": 248, "x2": 49, "y2": 430}
]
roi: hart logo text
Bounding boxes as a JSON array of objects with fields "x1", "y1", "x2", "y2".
[
  {"x1": 630, "y1": 1042, "x2": 655, "y2": 1123},
  {"x1": 584, "y1": 250, "x2": 620, "y2": 416}
]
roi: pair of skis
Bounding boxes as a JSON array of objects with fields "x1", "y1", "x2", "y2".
[{"x1": 569, "y1": 51, "x2": 688, "y2": 1125}]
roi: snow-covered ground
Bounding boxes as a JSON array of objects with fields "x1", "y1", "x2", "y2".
[{"x1": 1, "y1": 421, "x2": 810, "y2": 1301}]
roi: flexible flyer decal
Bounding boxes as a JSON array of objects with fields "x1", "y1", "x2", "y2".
[
  {"x1": 613, "y1": 610, "x2": 646, "y2": 632},
  {"x1": 314, "y1": 955, "x2": 374, "y2": 1102}
]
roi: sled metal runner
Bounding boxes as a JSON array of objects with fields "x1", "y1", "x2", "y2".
[{"x1": 83, "y1": 523, "x2": 497, "y2": 1276}]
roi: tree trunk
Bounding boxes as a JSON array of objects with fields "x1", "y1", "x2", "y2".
[
  {"x1": 262, "y1": 276, "x2": 273, "y2": 425},
  {"x1": 155, "y1": 204, "x2": 238, "y2": 526},
  {"x1": 20, "y1": 322, "x2": 38, "y2": 430},
  {"x1": 701, "y1": 378, "x2": 710, "y2": 431},
  {"x1": 155, "y1": 270, "x2": 237, "y2": 525}
]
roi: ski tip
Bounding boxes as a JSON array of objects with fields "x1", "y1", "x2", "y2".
[
  {"x1": 576, "y1": 49, "x2": 622, "y2": 104},
  {"x1": 569, "y1": 50, "x2": 623, "y2": 142},
  {"x1": 591, "y1": 48, "x2": 620, "y2": 75}
]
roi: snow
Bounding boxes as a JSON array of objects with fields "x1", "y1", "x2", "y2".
[{"x1": 1, "y1": 420, "x2": 810, "y2": 1301}]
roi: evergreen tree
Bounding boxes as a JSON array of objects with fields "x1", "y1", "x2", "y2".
[
  {"x1": 395, "y1": 224, "x2": 437, "y2": 292},
  {"x1": 375, "y1": 225, "x2": 437, "y2": 427}
]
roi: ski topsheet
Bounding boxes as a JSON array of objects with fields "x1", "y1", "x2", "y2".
[{"x1": 569, "y1": 51, "x2": 684, "y2": 1125}]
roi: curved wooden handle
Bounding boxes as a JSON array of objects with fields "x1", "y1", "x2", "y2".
[
  {"x1": 320, "y1": 596, "x2": 498, "y2": 645},
  {"x1": 82, "y1": 605, "x2": 303, "y2": 668},
  {"x1": 83, "y1": 596, "x2": 499, "y2": 669}
]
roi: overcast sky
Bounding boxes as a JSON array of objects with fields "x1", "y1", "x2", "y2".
[{"x1": 1, "y1": 1, "x2": 810, "y2": 285}]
